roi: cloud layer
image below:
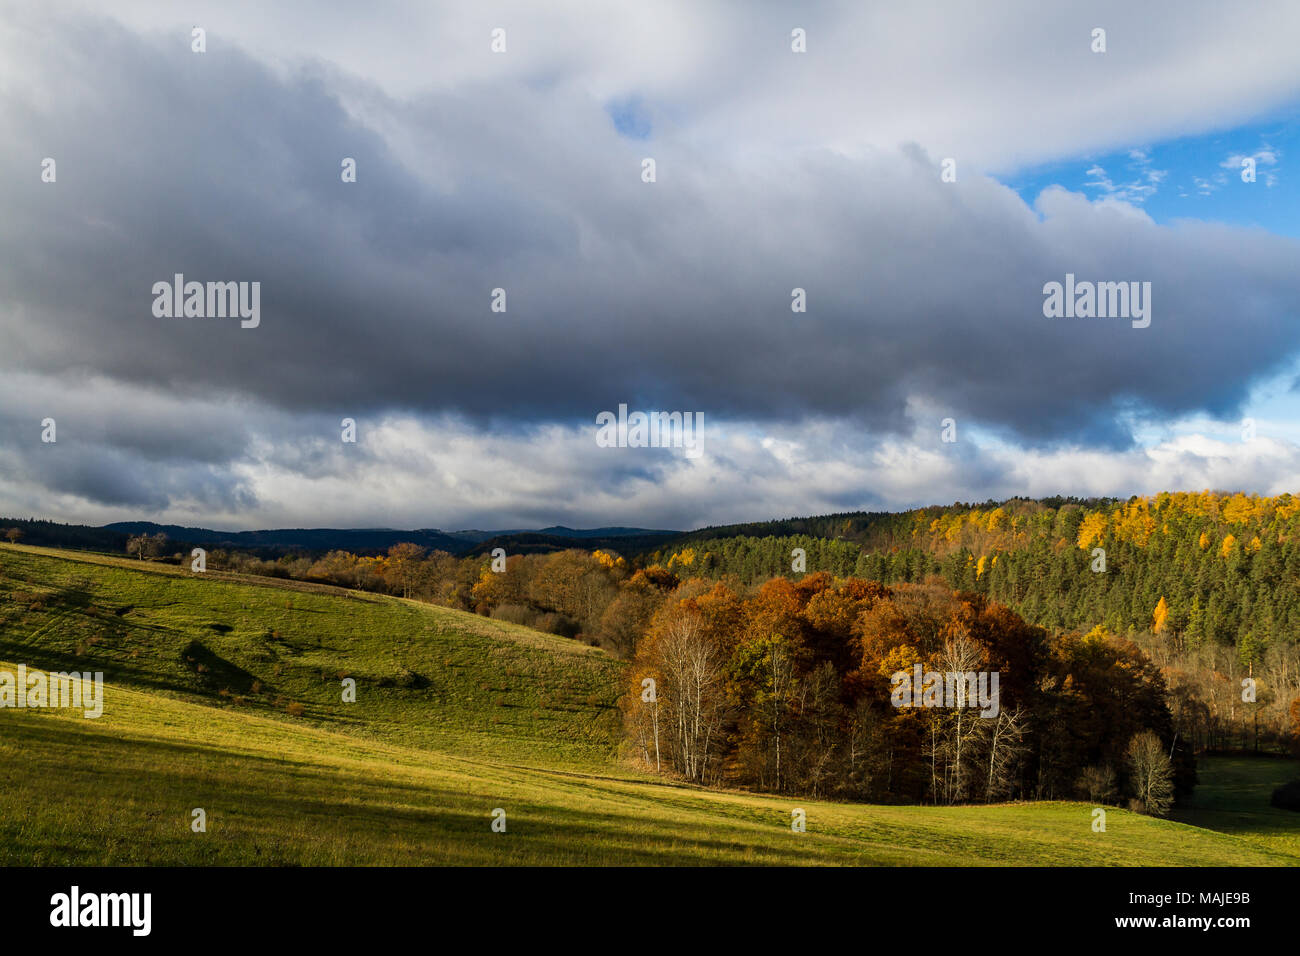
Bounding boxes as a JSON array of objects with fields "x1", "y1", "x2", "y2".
[{"x1": 2, "y1": 2, "x2": 1298, "y2": 528}]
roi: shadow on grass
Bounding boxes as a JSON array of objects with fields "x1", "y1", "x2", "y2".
[{"x1": 0, "y1": 715, "x2": 817, "y2": 866}]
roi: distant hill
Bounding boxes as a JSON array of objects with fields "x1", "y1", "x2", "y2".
[
  {"x1": 102, "y1": 522, "x2": 468, "y2": 555},
  {"x1": 535, "y1": 526, "x2": 673, "y2": 539},
  {"x1": 468, "y1": 528, "x2": 679, "y2": 557},
  {"x1": 0, "y1": 516, "x2": 676, "y2": 558}
]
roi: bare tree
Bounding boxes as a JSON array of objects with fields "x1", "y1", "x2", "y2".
[
  {"x1": 1126, "y1": 731, "x2": 1175, "y2": 815},
  {"x1": 931, "y1": 632, "x2": 985, "y2": 803},
  {"x1": 625, "y1": 675, "x2": 661, "y2": 773},
  {"x1": 763, "y1": 639, "x2": 797, "y2": 792},
  {"x1": 658, "y1": 614, "x2": 726, "y2": 784},
  {"x1": 1077, "y1": 763, "x2": 1118, "y2": 804},
  {"x1": 792, "y1": 660, "x2": 842, "y2": 798},
  {"x1": 984, "y1": 705, "x2": 1028, "y2": 801}
]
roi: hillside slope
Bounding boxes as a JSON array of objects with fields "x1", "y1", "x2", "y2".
[
  {"x1": 2, "y1": 668, "x2": 1294, "y2": 866},
  {"x1": 0, "y1": 544, "x2": 624, "y2": 769},
  {"x1": 1, "y1": 543, "x2": 1294, "y2": 866}
]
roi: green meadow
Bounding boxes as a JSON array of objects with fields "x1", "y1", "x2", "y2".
[{"x1": 1, "y1": 543, "x2": 1296, "y2": 866}]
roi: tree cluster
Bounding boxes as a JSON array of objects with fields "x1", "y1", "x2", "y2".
[{"x1": 624, "y1": 574, "x2": 1189, "y2": 808}]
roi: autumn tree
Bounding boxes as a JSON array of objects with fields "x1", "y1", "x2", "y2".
[
  {"x1": 306, "y1": 550, "x2": 361, "y2": 587},
  {"x1": 526, "y1": 550, "x2": 618, "y2": 634},
  {"x1": 629, "y1": 565, "x2": 679, "y2": 591},
  {"x1": 731, "y1": 631, "x2": 804, "y2": 792},
  {"x1": 386, "y1": 542, "x2": 426, "y2": 599},
  {"x1": 1291, "y1": 698, "x2": 1300, "y2": 757},
  {"x1": 597, "y1": 582, "x2": 661, "y2": 657},
  {"x1": 631, "y1": 609, "x2": 729, "y2": 783},
  {"x1": 1152, "y1": 596, "x2": 1170, "y2": 634},
  {"x1": 471, "y1": 553, "x2": 530, "y2": 611}
]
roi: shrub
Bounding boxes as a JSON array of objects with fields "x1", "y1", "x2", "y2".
[
  {"x1": 534, "y1": 613, "x2": 580, "y2": 639},
  {"x1": 1078, "y1": 764, "x2": 1118, "y2": 803},
  {"x1": 490, "y1": 603, "x2": 535, "y2": 627},
  {"x1": 1270, "y1": 780, "x2": 1300, "y2": 811},
  {"x1": 377, "y1": 666, "x2": 430, "y2": 690}
]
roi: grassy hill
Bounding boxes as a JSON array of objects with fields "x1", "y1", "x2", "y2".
[
  {"x1": 1170, "y1": 756, "x2": 1300, "y2": 861},
  {"x1": 1, "y1": 543, "x2": 1295, "y2": 866},
  {"x1": 0, "y1": 544, "x2": 623, "y2": 769}
]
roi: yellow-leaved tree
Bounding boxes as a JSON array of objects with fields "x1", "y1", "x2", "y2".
[
  {"x1": 1152, "y1": 596, "x2": 1170, "y2": 634},
  {"x1": 1076, "y1": 511, "x2": 1108, "y2": 550}
]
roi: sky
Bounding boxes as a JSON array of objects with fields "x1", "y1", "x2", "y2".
[{"x1": 1, "y1": 0, "x2": 1298, "y2": 532}]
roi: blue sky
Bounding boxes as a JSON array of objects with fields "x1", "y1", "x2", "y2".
[
  {"x1": 1003, "y1": 105, "x2": 1298, "y2": 237},
  {"x1": 606, "y1": 96, "x2": 653, "y2": 140},
  {"x1": 996, "y1": 101, "x2": 1300, "y2": 453}
]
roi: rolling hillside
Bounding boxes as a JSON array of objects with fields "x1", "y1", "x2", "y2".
[
  {"x1": 1, "y1": 543, "x2": 1295, "y2": 866},
  {"x1": 0, "y1": 544, "x2": 623, "y2": 768}
]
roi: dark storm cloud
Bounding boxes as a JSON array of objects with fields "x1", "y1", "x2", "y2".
[
  {"x1": 0, "y1": 436, "x2": 257, "y2": 512},
  {"x1": 3, "y1": 13, "x2": 1299, "y2": 455}
]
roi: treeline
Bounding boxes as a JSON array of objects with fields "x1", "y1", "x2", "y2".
[
  {"x1": 650, "y1": 493, "x2": 1300, "y2": 649},
  {"x1": 28, "y1": 491, "x2": 1300, "y2": 769},
  {"x1": 169, "y1": 543, "x2": 675, "y2": 657},
  {"x1": 643, "y1": 535, "x2": 861, "y2": 583},
  {"x1": 624, "y1": 575, "x2": 1195, "y2": 809},
  {"x1": 664, "y1": 497, "x2": 1115, "y2": 554},
  {"x1": 643, "y1": 492, "x2": 1300, "y2": 755},
  {"x1": 0, "y1": 519, "x2": 128, "y2": 552}
]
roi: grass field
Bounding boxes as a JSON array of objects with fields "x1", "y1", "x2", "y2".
[
  {"x1": 1, "y1": 543, "x2": 1297, "y2": 866},
  {"x1": 0, "y1": 543, "x2": 623, "y2": 770},
  {"x1": 1171, "y1": 756, "x2": 1300, "y2": 860}
]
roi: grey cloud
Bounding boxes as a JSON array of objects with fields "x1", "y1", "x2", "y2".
[
  {"x1": 3, "y1": 16, "x2": 1297, "y2": 452},
  {"x1": 1, "y1": 4, "x2": 1298, "y2": 526}
]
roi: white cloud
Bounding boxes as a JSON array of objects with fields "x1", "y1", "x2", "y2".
[
  {"x1": 12, "y1": 0, "x2": 1300, "y2": 173},
  {"x1": 4, "y1": 370, "x2": 1298, "y2": 529},
  {"x1": 1082, "y1": 149, "x2": 1167, "y2": 203},
  {"x1": 1221, "y1": 144, "x2": 1281, "y2": 187}
]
